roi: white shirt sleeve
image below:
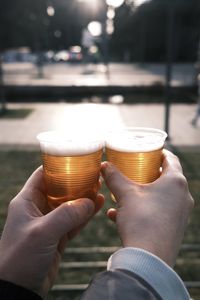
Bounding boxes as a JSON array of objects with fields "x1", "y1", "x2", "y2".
[{"x1": 107, "y1": 247, "x2": 190, "y2": 300}]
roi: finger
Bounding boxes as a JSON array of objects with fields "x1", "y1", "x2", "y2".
[
  {"x1": 58, "y1": 233, "x2": 69, "y2": 255},
  {"x1": 42, "y1": 198, "x2": 95, "y2": 241},
  {"x1": 162, "y1": 150, "x2": 183, "y2": 175},
  {"x1": 107, "y1": 208, "x2": 117, "y2": 222},
  {"x1": 98, "y1": 178, "x2": 103, "y2": 190},
  {"x1": 101, "y1": 161, "x2": 135, "y2": 200},
  {"x1": 23, "y1": 166, "x2": 46, "y2": 194},
  {"x1": 94, "y1": 193, "x2": 105, "y2": 214},
  {"x1": 67, "y1": 193, "x2": 105, "y2": 241},
  {"x1": 14, "y1": 166, "x2": 48, "y2": 214}
]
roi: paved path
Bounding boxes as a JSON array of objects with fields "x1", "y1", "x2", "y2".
[
  {"x1": 1, "y1": 62, "x2": 198, "y2": 150},
  {"x1": 0, "y1": 102, "x2": 199, "y2": 150},
  {"x1": 3, "y1": 63, "x2": 196, "y2": 88}
]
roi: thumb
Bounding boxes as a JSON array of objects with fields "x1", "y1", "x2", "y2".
[
  {"x1": 42, "y1": 198, "x2": 95, "y2": 241},
  {"x1": 101, "y1": 162, "x2": 136, "y2": 201}
]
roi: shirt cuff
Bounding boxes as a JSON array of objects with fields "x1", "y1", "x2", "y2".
[{"x1": 107, "y1": 247, "x2": 190, "y2": 300}]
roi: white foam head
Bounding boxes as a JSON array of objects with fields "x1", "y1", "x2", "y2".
[
  {"x1": 37, "y1": 131, "x2": 104, "y2": 156},
  {"x1": 105, "y1": 127, "x2": 167, "y2": 152}
]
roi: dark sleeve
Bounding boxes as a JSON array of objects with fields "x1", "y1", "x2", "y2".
[
  {"x1": 0, "y1": 280, "x2": 42, "y2": 300},
  {"x1": 81, "y1": 269, "x2": 162, "y2": 300}
]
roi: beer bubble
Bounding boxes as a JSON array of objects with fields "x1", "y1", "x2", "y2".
[
  {"x1": 106, "y1": 127, "x2": 167, "y2": 153},
  {"x1": 37, "y1": 131, "x2": 104, "y2": 156}
]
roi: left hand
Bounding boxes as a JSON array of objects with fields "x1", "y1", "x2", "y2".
[
  {"x1": 0, "y1": 166, "x2": 104, "y2": 298},
  {"x1": 101, "y1": 150, "x2": 194, "y2": 267}
]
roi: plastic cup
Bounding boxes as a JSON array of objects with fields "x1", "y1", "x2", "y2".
[
  {"x1": 105, "y1": 127, "x2": 167, "y2": 184},
  {"x1": 37, "y1": 130, "x2": 104, "y2": 207}
]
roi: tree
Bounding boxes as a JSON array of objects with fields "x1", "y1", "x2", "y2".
[
  {"x1": 111, "y1": 0, "x2": 200, "y2": 62},
  {"x1": 0, "y1": 0, "x2": 199, "y2": 62}
]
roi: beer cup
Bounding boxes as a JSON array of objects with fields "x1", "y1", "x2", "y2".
[
  {"x1": 105, "y1": 127, "x2": 167, "y2": 184},
  {"x1": 37, "y1": 131, "x2": 104, "y2": 207}
]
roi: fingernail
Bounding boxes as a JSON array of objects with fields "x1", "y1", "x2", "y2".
[{"x1": 101, "y1": 161, "x2": 109, "y2": 175}]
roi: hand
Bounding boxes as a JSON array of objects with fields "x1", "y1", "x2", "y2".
[
  {"x1": 0, "y1": 167, "x2": 104, "y2": 298},
  {"x1": 101, "y1": 150, "x2": 194, "y2": 267}
]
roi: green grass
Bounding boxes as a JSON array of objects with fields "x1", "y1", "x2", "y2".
[
  {"x1": 0, "y1": 108, "x2": 33, "y2": 119},
  {"x1": 0, "y1": 151, "x2": 41, "y2": 230},
  {"x1": 0, "y1": 149, "x2": 199, "y2": 299},
  {"x1": 175, "y1": 151, "x2": 200, "y2": 246}
]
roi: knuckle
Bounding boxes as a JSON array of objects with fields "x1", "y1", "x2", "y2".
[
  {"x1": 168, "y1": 172, "x2": 188, "y2": 189},
  {"x1": 23, "y1": 186, "x2": 38, "y2": 200},
  {"x1": 167, "y1": 172, "x2": 195, "y2": 211},
  {"x1": 28, "y1": 224, "x2": 43, "y2": 241},
  {"x1": 170, "y1": 151, "x2": 181, "y2": 165},
  {"x1": 173, "y1": 153, "x2": 181, "y2": 163},
  {"x1": 105, "y1": 166, "x2": 117, "y2": 183},
  {"x1": 175, "y1": 173, "x2": 188, "y2": 188},
  {"x1": 8, "y1": 197, "x2": 18, "y2": 212}
]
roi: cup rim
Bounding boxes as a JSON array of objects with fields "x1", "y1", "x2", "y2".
[
  {"x1": 37, "y1": 130, "x2": 104, "y2": 144},
  {"x1": 106, "y1": 126, "x2": 168, "y2": 139},
  {"x1": 37, "y1": 130, "x2": 104, "y2": 156},
  {"x1": 105, "y1": 126, "x2": 168, "y2": 153}
]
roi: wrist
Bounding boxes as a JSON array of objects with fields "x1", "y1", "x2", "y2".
[{"x1": 123, "y1": 239, "x2": 176, "y2": 267}]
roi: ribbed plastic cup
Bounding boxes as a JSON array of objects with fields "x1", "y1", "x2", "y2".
[
  {"x1": 37, "y1": 131, "x2": 104, "y2": 207},
  {"x1": 105, "y1": 127, "x2": 167, "y2": 184}
]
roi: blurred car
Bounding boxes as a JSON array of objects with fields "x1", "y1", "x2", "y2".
[
  {"x1": 2, "y1": 48, "x2": 37, "y2": 63},
  {"x1": 43, "y1": 51, "x2": 55, "y2": 63},
  {"x1": 53, "y1": 46, "x2": 82, "y2": 63},
  {"x1": 53, "y1": 50, "x2": 70, "y2": 62},
  {"x1": 68, "y1": 46, "x2": 82, "y2": 62}
]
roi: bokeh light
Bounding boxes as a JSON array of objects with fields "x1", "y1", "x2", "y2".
[
  {"x1": 134, "y1": 0, "x2": 150, "y2": 6},
  {"x1": 88, "y1": 21, "x2": 102, "y2": 37},
  {"x1": 47, "y1": 6, "x2": 55, "y2": 17},
  {"x1": 106, "y1": 0, "x2": 124, "y2": 8}
]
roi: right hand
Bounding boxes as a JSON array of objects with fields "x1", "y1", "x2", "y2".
[
  {"x1": 101, "y1": 150, "x2": 194, "y2": 267},
  {"x1": 0, "y1": 167, "x2": 104, "y2": 298}
]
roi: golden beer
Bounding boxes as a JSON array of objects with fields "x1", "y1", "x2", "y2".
[
  {"x1": 37, "y1": 131, "x2": 103, "y2": 207},
  {"x1": 106, "y1": 127, "x2": 167, "y2": 184}
]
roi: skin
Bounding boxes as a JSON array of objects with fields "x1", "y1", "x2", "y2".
[
  {"x1": 101, "y1": 150, "x2": 194, "y2": 267},
  {"x1": 0, "y1": 150, "x2": 194, "y2": 298},
  {"x1": 0, "y1": 167, "x2": 104, "y2": 298}
]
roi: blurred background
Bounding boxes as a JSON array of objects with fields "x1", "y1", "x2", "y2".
[
  {"x1": 0, "y1": 0, "x2": 200, "y2": 299},
  {"x1": 0, "y1": 0, "x2": 199, "y2": 63}
]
